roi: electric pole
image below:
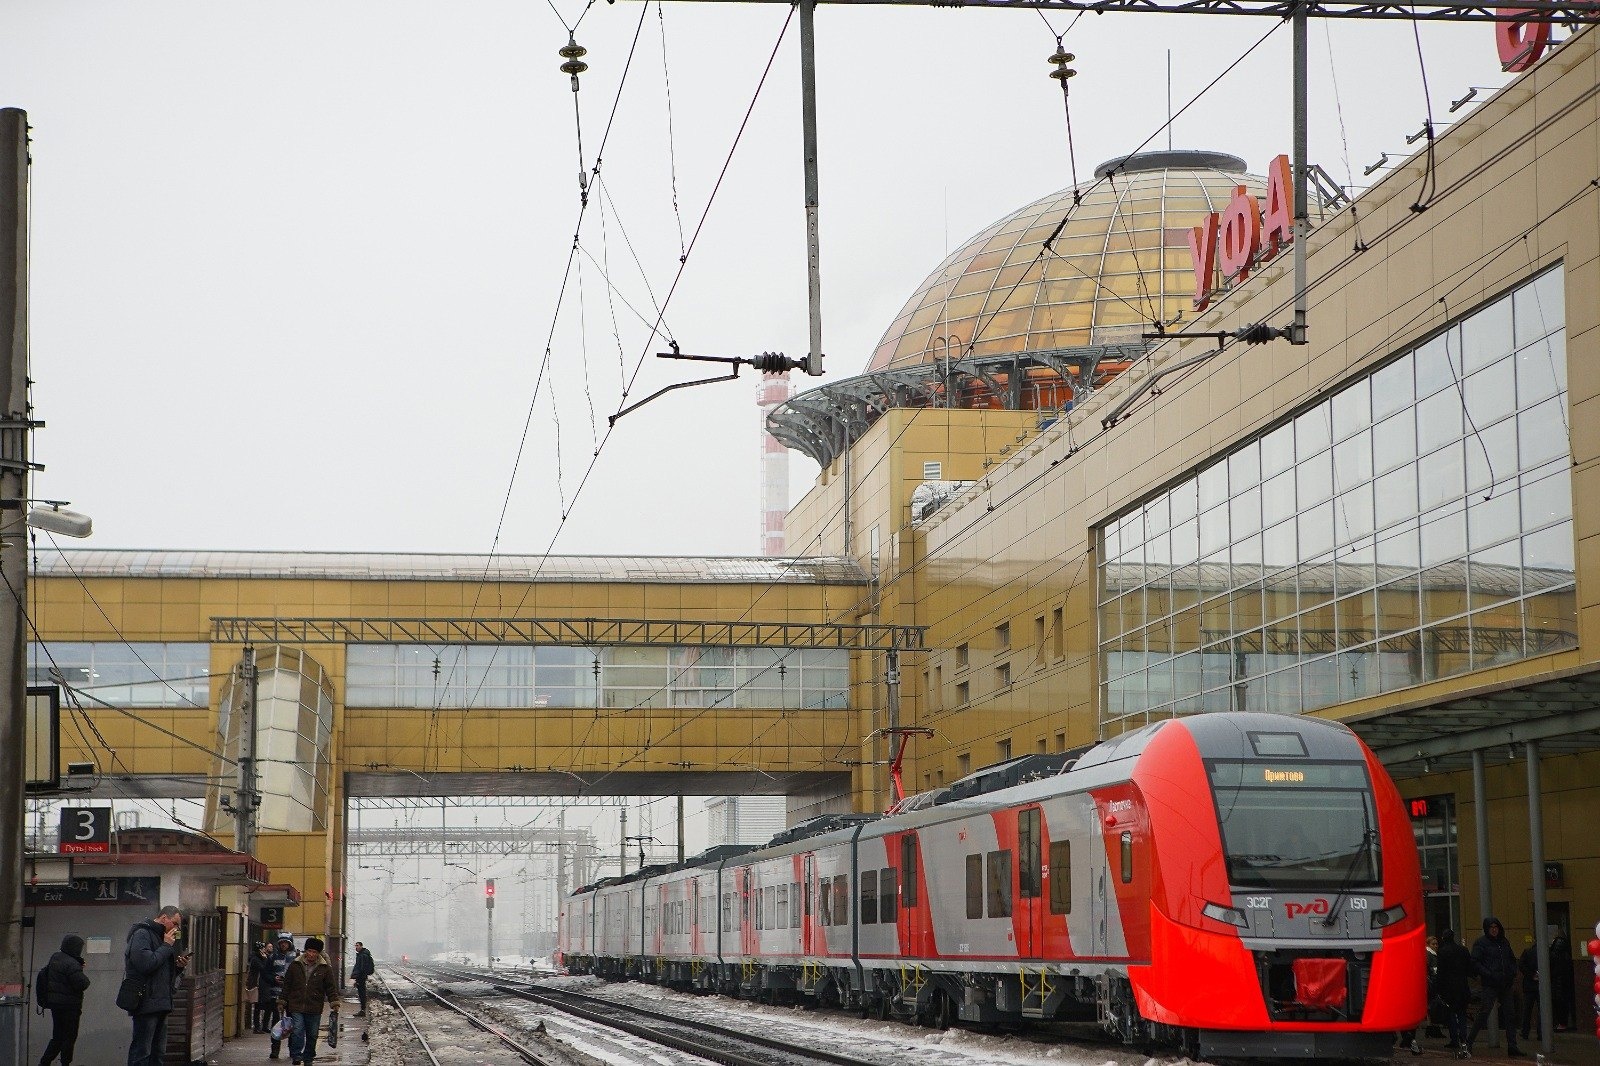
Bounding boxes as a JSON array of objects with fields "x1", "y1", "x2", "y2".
[
  {"x1": 231, "y1": 646, "x2": 260, "y2": 854},
  {"x1": 0, "y1": 107, "x2": 31, "y2": 1066}
]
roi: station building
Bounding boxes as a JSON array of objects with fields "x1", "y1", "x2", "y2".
[{"x1": 24, "y1": 17, "x2": 1600, "y2": 1038}]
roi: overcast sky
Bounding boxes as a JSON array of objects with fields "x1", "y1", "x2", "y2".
[{"x1": 0, "y1": 2, "x2": 1515, "y2": 557}]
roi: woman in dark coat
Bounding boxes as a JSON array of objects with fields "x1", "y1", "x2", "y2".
[
  {"x1": 38, "y1": 934, "x2": 91, "y2": 1066},
  {"x1": 248, "y1": 944, "x2": 276, "y2": 1033},
  {"x1": 1433, "y1": 928, "x2": 1475, "y2": 1058}
]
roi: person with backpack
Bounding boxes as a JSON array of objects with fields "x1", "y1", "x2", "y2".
[
  {"x1": 37, "y1": 934, "x2": 91, "y2": 1066},
  {"x1": 122, "y1": 906, "x2": 191, "y2": 1066},
  {"x1": 279, "y1": 937, "x2": 339, "y2": 1066},
  {"x1": 349, "y1": 942, "x2": 374, "y2": 1018}
]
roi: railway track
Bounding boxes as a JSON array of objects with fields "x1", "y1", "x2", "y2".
[
  {"x1": 420, "y1": 962, "x2": 887, "y2": 1066},
  {"x1": 384, "y1": 967, "x2": 552, "y2": 1065}
]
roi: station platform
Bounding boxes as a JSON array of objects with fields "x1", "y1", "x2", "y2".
[
  {"x1": 1408, "y1": 1031, "x2": 1598, "y2": 1066},
  {"x1": 213, "y1": 1011, "x2": 370, "y2": 1066}
]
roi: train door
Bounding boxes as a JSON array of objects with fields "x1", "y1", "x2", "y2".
[
  {"x1": 1018, "y1": 806, "x2": 1044, "y2": 958},
  {"x1": 1090, "y1": 816, "x2": 1111, "y2": 957},
  {"x1": 802, "y1": 854, "x2": 816, "y2": 955},
  {"x1": 899, "y1": 833, "x2": 922, "y2": 959}
]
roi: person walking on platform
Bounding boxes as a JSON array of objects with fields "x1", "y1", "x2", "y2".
[
  {"x1": 122, "y1": 906, "x2": 190, "y2": 1066},
  {"x1": 279, "y1": 937, "x2": 339, "y2": 1066},
  {"x1": 248, "y1": 943, "x2": 275, "y2": 1033},
  {"x1": 1517, "y1": 936, "x2": 1541, "y2": 1041},
  {"x1": 349, "y1": 942, "x2": 374, "y2": 1018},
  {"x1": 1466, "y1": 917, "x2": 1522, "y2": 1058},
  {"x1": 37, "y1": 934, "x2": 90, "y2": 1066},
  {"x1": 267, "y1": 935, "x2": 297, "y2": 1059},
  {"x1": 1435, "y1": 929, "x2": 1474, "y2": 1058},
  {"x1": 1549, "y1": 931, "x2": 1574, "y2": 1031}
]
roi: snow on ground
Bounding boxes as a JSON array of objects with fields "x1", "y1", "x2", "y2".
[{"x1": 528, "y1": 977, "x2": 1210, "y2": 1066}]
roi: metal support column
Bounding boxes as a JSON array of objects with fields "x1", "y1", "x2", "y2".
[
  {"x1": 0, "y1": 108, "x2": 29, "y2": 1066},
  {"x1": 1290, "y1": 1, "x2": 1309, "y2": 343},
  {"x1": 1471, "y1": 749, "x2": 1492, "y2": 919},
  {"x1": 885, "y1": 650, "x2": 900, "y2": 811},
  {"x1": 1471, "y1": 747, "x2": 1499, "y2": 1048},
  {"x1": 799, "y1": 0, "x2": 824, "y2": 376},
  {"x1": 1526, "y1": 741, "x2": 1552, "y2": 1058},
  {"x1": 676, "y1": 796, "x2": 685, "y2": 864}
]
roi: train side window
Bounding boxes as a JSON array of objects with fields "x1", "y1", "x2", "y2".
[
  {"x1": 791, "y1": 883, "x2": 801, "y2": 928},
  {"x1": 860, "y1": 869, "x2": 879, "y2": 924},
  {"x1": 1120, "y1": 831, "x2": 1133, "y2": 883},
  {"x1": 804, "y1": 878, "x2": 812, "y2": 919},
  {"x1": 901, "y1": 835, "x2": 919, "y2": 909},
  {"x1": 777, "y1": 884, "x2": 788, "y2": 929},
  {"x1": 832, "y1": 875, "x2": 848, "y2": 924},
  {"x1": 819, "y1": 878, "x2": 832, "y2": 925},
  {"x1": 766, "y1": 885, "x2": 776, "y2": 928},
  {"x1": 879, "y1": 867, "x2": 897, "y2": 920},
  {"x1": 1019, "y1": 808, "x2": 1042, "y2": 898},
  {"x1": 965, "y1": 854, "x2": 983, "y2": 919},
  {"x1": 987, "y1": 850, "x2": 1013, "y2": 918}
]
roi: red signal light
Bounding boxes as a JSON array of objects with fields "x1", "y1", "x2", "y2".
[{"x1": 485, "y1": 878, "x2": 496, "y2": 897}]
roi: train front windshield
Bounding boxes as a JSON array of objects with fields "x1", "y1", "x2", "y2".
[{"x1": 1209, "y1": 761, "x2": 1381, "y2": 890}]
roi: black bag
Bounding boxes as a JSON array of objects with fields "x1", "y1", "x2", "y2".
[
  {"x1": 115, "y1": 975, "x2": 149, "y2": 1015},
  {"x1": 34, "y1": 964, "x2": 51, "y2": 1011}
]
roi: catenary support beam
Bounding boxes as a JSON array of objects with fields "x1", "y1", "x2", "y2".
[{"x1": 655, "y1": 0, "x2": 1600, "y2": 19}]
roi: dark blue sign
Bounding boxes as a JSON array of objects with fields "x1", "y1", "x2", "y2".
[{"x1": 26, "y1": 876, "x2": 161, "y2": 906}]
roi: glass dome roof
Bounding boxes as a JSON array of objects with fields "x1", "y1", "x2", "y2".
[{"x1": 865, "y1": 150, "x2": 1268, "y2": 372}]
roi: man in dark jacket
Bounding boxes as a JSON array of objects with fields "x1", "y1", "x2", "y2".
[
  {"x1": 123, "y1": 906, "x2": 190, "y2": 1066},
  {"x1": 349, "y1": 942, "x2": 374, "y2": 1017},
  {"x1": 38, "y1": 934, "x2": 91, "y2": 1066},
  {"x1": 267, "y1": 936, "x2": 298, "y2": 1059},
  {"x1": 279, "y1": 937, "x2": 339, "y2": 1066},
  {"x1": 1434, "y1": 929, "x2": 1475, "y2": 1056},
  {"x1": 1466, "y1": 916, "x2": 1521, "y2": 1057}
]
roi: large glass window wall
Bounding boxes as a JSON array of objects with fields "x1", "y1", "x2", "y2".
[
  {"x1": 27, "y1": 642, "x2": 210, "y2": 708},
  {"x1": 1098, "y1": 266, "x2": 1573, "y2": 729},
  {"x1": 345, "y1": 644, "x2": 851, "y2": 710}
]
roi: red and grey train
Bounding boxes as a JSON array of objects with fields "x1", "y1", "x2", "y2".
[{"x1": 557, "y1": 712, "x2": 1426, "y2": 1059}]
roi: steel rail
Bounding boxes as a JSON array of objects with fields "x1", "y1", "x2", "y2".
[
  {"x1": 421, "y1": 963, "x2": 883, "y2": 1066},
  {"x1": 380, "y1": 969, "x2": 444, "y2": 1066},
  {"x1": 389, "y1": 967, "x2": 552, "y2": 1066}
]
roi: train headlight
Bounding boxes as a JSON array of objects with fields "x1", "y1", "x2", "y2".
[
  {"x1": 1203, "y1": 901, "x2": 1249, "y2": 928},
  {"x1": 1369, "y1": 902, "x2": 1407, "y2": 929}
]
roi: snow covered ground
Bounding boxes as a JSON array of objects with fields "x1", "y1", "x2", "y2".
[{"x1": 508, "y1": 976, "x2": 1211, "y2": 1066}]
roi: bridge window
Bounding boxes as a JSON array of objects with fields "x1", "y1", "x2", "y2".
[
  {"x1": 344, "y1": 644, "x2": 850, "y2": 710},
  {"x1": 29, "y1": 642, "x2": 209, "y2": 708}
]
